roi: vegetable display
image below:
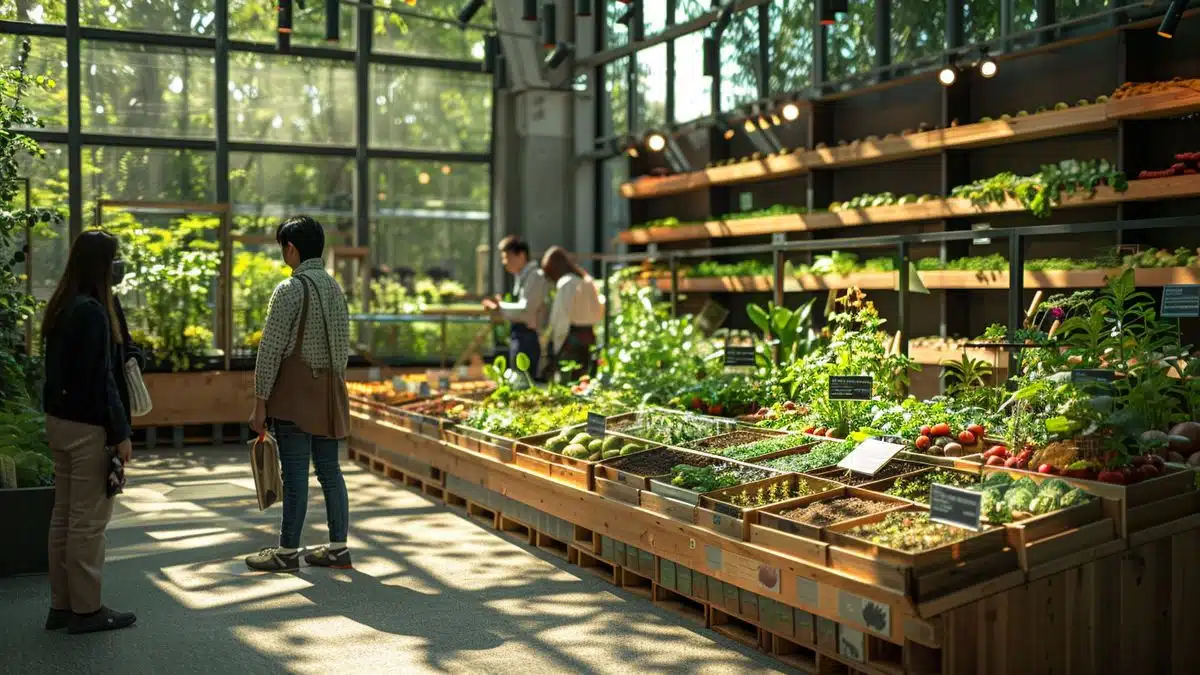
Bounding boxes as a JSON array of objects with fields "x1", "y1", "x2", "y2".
[
  {"x1": 543, "y1": 430, "x2": 646, "y2": 461},
  {"x1": 845, "y1": 512, "x2": 981, "y2": 552},
  {"x1": 886, "y1": 470, "x2": 980, "y2": 504},
  {"x1": 971, "y1": 474, "x2": 1094, "y2": 524}
]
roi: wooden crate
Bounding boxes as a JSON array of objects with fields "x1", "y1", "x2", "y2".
[
  {"x1": 825, "y1": 505, "x2": 1018, "y2": 602},
  {"x1": 697, "y1": 474, "x2": 844, "y2": 541},
  {"x1": 515, "y1": 424, "x2": 657, "y2": 491},
  {"x1": 858, "y1": 466, "x2": 982, "y2": 505},
  {"x1": 594, "y1": 476, "x2": 641, "y2": 505},
  {"x1": 394, "y1": 397, "x2": 476, "y2": 442},
  {"x1": 444, "y1": 426, "x2": 516, "y2": 463},
  {"x1": 593, "y1": 446, "x2": 737, "y2": 490},
  {"x1": 682, "y1": 428, "x2": 790, "y2": 456},
  {"x1": 755, "y1": 486, "x2": 913, "y2": 541},
  {"x1": 1002, "y1": 493, "x2": 1118, "y2": 570}
]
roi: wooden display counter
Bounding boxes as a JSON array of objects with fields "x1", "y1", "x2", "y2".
[{"x1": 347, "y1": 409, "x2": 1200, "y2": 674}]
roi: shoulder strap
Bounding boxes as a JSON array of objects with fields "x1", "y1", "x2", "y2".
[
  {"x1": 297, "y1": 275, "x2": 335, "y2": 359},
  {"x1": 292, "y1": 279, "x2": 311, "y2": 351}
]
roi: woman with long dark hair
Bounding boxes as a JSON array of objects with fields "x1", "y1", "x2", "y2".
[
  {"x1": 540, "y1": 246, "x2": 604, "y2": 381},
  {"x1": 40, "y1": 230, "x2": 137, "y2": 634}
]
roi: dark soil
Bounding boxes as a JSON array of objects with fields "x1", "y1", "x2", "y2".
[
  {"x1": 605, "y1": 448, "x2": 723, "y2": 476},
  {"x1": 810, "y1": 461, "x2": 928, "y2": 486},
  {"x1": 686, "y1": 431, "x2": 772, "y2": 452},
  {"x1": 778, "y1": 496, "x2": 898, "y2": 527}
]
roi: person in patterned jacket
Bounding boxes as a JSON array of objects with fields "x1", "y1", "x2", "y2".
[{"x1": 245, "y1": 216, "x2": 353, "y2": 572}]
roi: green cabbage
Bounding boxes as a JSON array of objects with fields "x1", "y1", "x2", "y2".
[
  {"x1": 1028, "y1": 493, "x2": 1060, "y2": 516},
  {"x1": 1059, "y1": 488, "x2": 1091, "y2": 508},
  {"x1": 1038, "y1": 479, "x2": 1071, "y2": 498},
  {"x1": 982, "y1": 472, "x2": 1014, "y2": 489},
  {"x1": 1004, "y1": 487, "x2": 1035, "y2": 513}
]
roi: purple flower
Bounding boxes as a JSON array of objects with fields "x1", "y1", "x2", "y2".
[{"x1": 1049, "y1": 307, "x2": 1065, "y2": 321}]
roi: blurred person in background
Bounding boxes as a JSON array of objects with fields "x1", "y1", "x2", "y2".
[
  {"x1": 483, "y1": 235, "x2": 548, "y2": 379},
  {"x1": 540, "y1": 246, "x2": 604, "y2": 382},
  {"x1": 40, "y1": 230, "x2": 139, "y2": 634},
  {"x1": 246, "y1": 215, "x2": 352, "y2": 573}
]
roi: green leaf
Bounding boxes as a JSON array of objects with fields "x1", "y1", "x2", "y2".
[
  {"x1": 492, "y1": 355, "x2": 507, "y2": 374},
  {"x1": 515, "y1": 351, "x2": 531, "y2": 373},
  {"x1": 746, "y1": 303, "x2": 770, "y2": 335}
]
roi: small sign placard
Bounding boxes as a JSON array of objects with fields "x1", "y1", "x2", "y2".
[
  {"x1": 1161, "y1": 284, "x2": 1200, "y2": 318},
  {"x1": 418, "y1": 381, "x2": 431, "y2": 397},
  {"x1": 929, "y1": 483, "x2": 984, "y2": 531},
  {"x1": 829, "y1": 375, "x2": 873, "y2": 401},
  {"x1": 724, "y1": 346, "x2": 757, "y2": 368},
  {"x1": 1071, "y1": 369, "x2": 1116, "y2": 387},
  {"x1": 837, "y1": 438, "x2": 905, "y2": 476},
  {"x1": 586, "y1": 412, "x2": 607, "y2": 439},
  {"x1": 367, "y1": 367, "x2": 382, "y2": 381},
  {"x1": 392, "y1": 376, "x2": 408, "y2": 392},
  {"x1": 438, "y1": 375, "x2": 451, "y2": 392}
]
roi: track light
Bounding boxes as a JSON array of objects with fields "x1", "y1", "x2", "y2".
[
  {"x1": 714, "y1": 1, "x2": 735, "y2": 34},
  {"x1": 1159, "y1": 0, "x2": 1187, "y2": 38},
  {"x1": 938, "y1": 66, "x2": 957, "y2": 86},
  {"x1": 646, "y1": 132, "x2": 666, "y2": 152},
  {"x1": 625, "y1": 140, "x2": 640, "y2": 158},
  {"x1": 979, "y1": 58, "x2": 997, "y2": 78},
  {"x1": 482, "y1": 34, "x2": 498, "y2": 73},
  {"x1": 457, "y1": 0, "x2": 485, "y2": 26},
  {"x1": 541, "y1": 3, "x2": 556, "y2": 47},
  {"x1": 818, "y1": 0, "x2": 848, "y2": 25},
  {"x1": 743, "y1": 118, "x2": 756, "y2": 133},
  {"x1": 715, "y1": 117, "x2": 735, "y2": 141},
  {"x1": 702, "y1": 36, "x2": 717, "y2": 77},
  {"x1": 576, "y1": 0, "x2": 592, "y2": 16},
  {"x1": 781, "y1": 102, "x2": 800, "y2": 121},
  {"x1": 522, "y1": 0, "x2": 538, "y2": 21},
  {"x1": 544, "y1": 41, "x2": 572, "y2": 69},
  {"x1": 757, "y1": 116, "x2": 771, "y2": 130},
  {"x1": 324, "y1": 0, "x2": 339, "y2": 41},
  {"x1": 277, "y1": 0, "x2": 292, "y2": 34}
]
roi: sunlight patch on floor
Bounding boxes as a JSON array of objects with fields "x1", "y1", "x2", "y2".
[{"x1": 151, "y1": 559, "x2": 314, "y2": 610}]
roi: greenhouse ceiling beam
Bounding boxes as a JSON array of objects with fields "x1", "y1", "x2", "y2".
[
  {"x1": 593, "y1": 215, "x2": 1197, "y2": 263},
  {"x1": 575, "y1": 0, "x2": 772, "y2": 70}
]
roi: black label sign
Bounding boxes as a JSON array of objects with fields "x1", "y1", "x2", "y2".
[
  {"x1": 929, "y1": 483, "x2": 983, "y2": 531},
  {"x1": 418, "y1": 381, "x2": 431, "y2": 397},
  {"x1": 1161, "y1": 284, "x2": 1200, "y2": 318},
  {"x1": 829, "y1": 375, "x2": 873, "y2": 401},
  {"x1": 724, "y1": 346, "x2": 757, "y2": 369},
  {"x1": 586, "y1": 412, "x2": 607, "y2": 439},
  {"x1": 438, "y1": 375, "x2": 451, "y2": 392}
]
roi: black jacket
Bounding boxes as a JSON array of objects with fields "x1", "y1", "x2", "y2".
[{"x1": 43, "y1": 295, "x2": 139, "y2": 446}]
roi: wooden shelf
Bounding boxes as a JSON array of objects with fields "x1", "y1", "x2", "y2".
[
  {"x1": 649, "y1": 267, "x2": 1200, "y2": 294},
  {"x1": 908, "y1": 346, "x2": 1011, "y2": 368},
  {"x1": 618, "y1": 174, "x2": 1200, "y2": 245},
  {"x1": 619, "y1": 89, "x2": 1200, "y2": 201}
]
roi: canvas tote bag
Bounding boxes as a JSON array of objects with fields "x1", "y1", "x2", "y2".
[
  {"x1": 248, "y1": 432, "x2": 282, "y2": 510},
  {"x1": 124, "y1": 358, "x2": 153, "y2": 417}
]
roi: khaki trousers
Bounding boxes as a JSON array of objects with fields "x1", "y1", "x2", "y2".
[{"x1": 46, "y1": 415, "x2": 114, "y2": 614}]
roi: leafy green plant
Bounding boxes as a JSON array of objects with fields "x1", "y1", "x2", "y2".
[
  {"x1": 941, "y1": 354, "x2": 993, "y2": 391},
  {"x1": 950, "y1": 159, "x2": 1128, "y2": 218},
  {"x1": 746, "y1": 299, "x2": 818, "y2": 366}
]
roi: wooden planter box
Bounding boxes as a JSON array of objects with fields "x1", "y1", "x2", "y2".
[
  {"x1": 695, "y1": 474, "x2": 842, "y2": 541},
  {"x1": 395, "y1": 397, "x2": 476, "y2": 442},
  {"x1": 858, "y1": 466, "x2": 983, "y2": 504},
  {"x1": 514, "y1": 424, "x2": 656, "y2": 491},
  {"x1": 980, "y1": 464, "x2": 1198, "y2": 539},
  {"x1": 824, "y1": 505, "x2": 1018, "y2": 601},
  {"x1": 0, "y1": 486, "x2": 55, "y2": 577},
  {"x1": 593, "y1": 446, "x2": 722, "y2": 505},
  {"x1": 1003, "y1": 497, "x2": 1117, "y2": 571},
  {"x1": 444, "y1": 425, "x2": 516, "y2": 463},
  {"x1": 639, "y1": 455, "x2": 786, "y2": 524},
  {"x1": 680, "y1": 428, "x2": 802, "y2": 462},
  {"x1": 807, "y1": 460, "x2": 933, "y2": 488}
]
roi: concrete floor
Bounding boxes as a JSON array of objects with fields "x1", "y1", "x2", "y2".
[{"x1": 0, "y1": 447, "x2": 790, "y2": 674}]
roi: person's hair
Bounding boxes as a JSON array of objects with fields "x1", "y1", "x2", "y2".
[
  {"x1": 276, "y1": 215, "x2": 325, "y2": 261},
  {"x1": 540, "y1": 246, "x2": 586, "y2": 282},
  {"x1": 498, "y1": 235, "x2": 530, "y2": 259},
  {"x1": 42, "y1": 230, "x2": 122, "y2": 344}
]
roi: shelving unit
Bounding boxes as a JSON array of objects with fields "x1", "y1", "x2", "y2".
[{"x1": 619, "y1": 88, "x2": 1200, "y2": 203}]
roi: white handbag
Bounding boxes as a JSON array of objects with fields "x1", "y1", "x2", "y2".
[{"x1": 124, "y1": 357, "x2": 153, "y2": 417}]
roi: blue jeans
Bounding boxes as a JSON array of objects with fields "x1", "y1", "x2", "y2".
[
  {"x1": 509, "y1": 324, "x2": 541, "y2": 379},
  {"x1": 275, "y1": 419, "x2": 350, "y2": 550}
]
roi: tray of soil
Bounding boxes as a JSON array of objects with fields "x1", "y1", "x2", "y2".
[
  {"x1": 756, "y1": 487, "x2": 912, "y2": 541},
  {"x1": 824, "y1": 505, "x2": 1016, "y2": 600},
  {"x1": 701, "y1": 474, "x2": 843, "y2": 519},
  {"x1": 595, "y1": 447, "x2": 725, "y2": 489},
  {"x1": 861, "y1": 467, "x2": 981, "y2": 505},
  {"x1": 683, "y1": 429, "x2": 785, "y2": 456},
  {"x1": 614, "y1": 409, "x2": 737, "y2": 447},
  {"x1": 808, "y1": 460, "x2": 931, "y2": 486}
]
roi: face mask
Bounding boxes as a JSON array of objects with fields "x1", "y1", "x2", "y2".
[{"x1": 112, "y1": 259, "x2": 126, "y2": 285}]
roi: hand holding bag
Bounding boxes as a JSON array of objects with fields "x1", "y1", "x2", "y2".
[
  {"x1": 248, "y1": 432, "x2": 283, "y2": 510},
  {"x1": 124, "y1": 357, "x2": 153, "y2": 417}
]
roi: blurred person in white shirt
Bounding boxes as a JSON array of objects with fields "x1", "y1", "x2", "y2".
[{"x1": 540, "y1": 246, "x2": 604, "y2": 382}]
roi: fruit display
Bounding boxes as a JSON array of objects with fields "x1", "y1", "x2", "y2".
[
  {"x1": 400, "y1": 397, "x2": 473, "y2": 422},
  {"x1": 911, "y1": 421, "x2": 992, "y2": 458},
  {"x1": 977, "y1": 95, "x2": 1108, "y2": 122},
  {"x1": 777, "y1": 495, "x2": 900, "y2": 528},
  {"x1": 1111, "y1": 77, "x2": 1200, "y2": 99},
  {"x1": 1136, "y1": 151, "x2": 1200, "y2": 179},
  {"x1": 844, "y1": 511, "x2": 983, "y2": 552},
  {"x1": 541, "y1": 430, "x2": 647, "y2": 461},
  {"x1": 828, "y1": 192, "x2": 937, "y2": 211},
  {"x1": 970, "y1": 473, "x2": 1094, "y2": 524},
  {"x1": 347, "y1": 381, "x2": 425, "y2": 406}
]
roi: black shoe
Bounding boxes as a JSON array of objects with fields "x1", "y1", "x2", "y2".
[
  {"x1": 67, "y1": 606, "x2": 137, "y2": 635},
  {"x1": 304, "y1": 546, "x2": 353, "y2": 569},
  {"x1": 245, "y1": 547, "x2": 300, "y2": 572},
  {"x1": 45, "y1": 608, "x2": 70, "y2": 631}
]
